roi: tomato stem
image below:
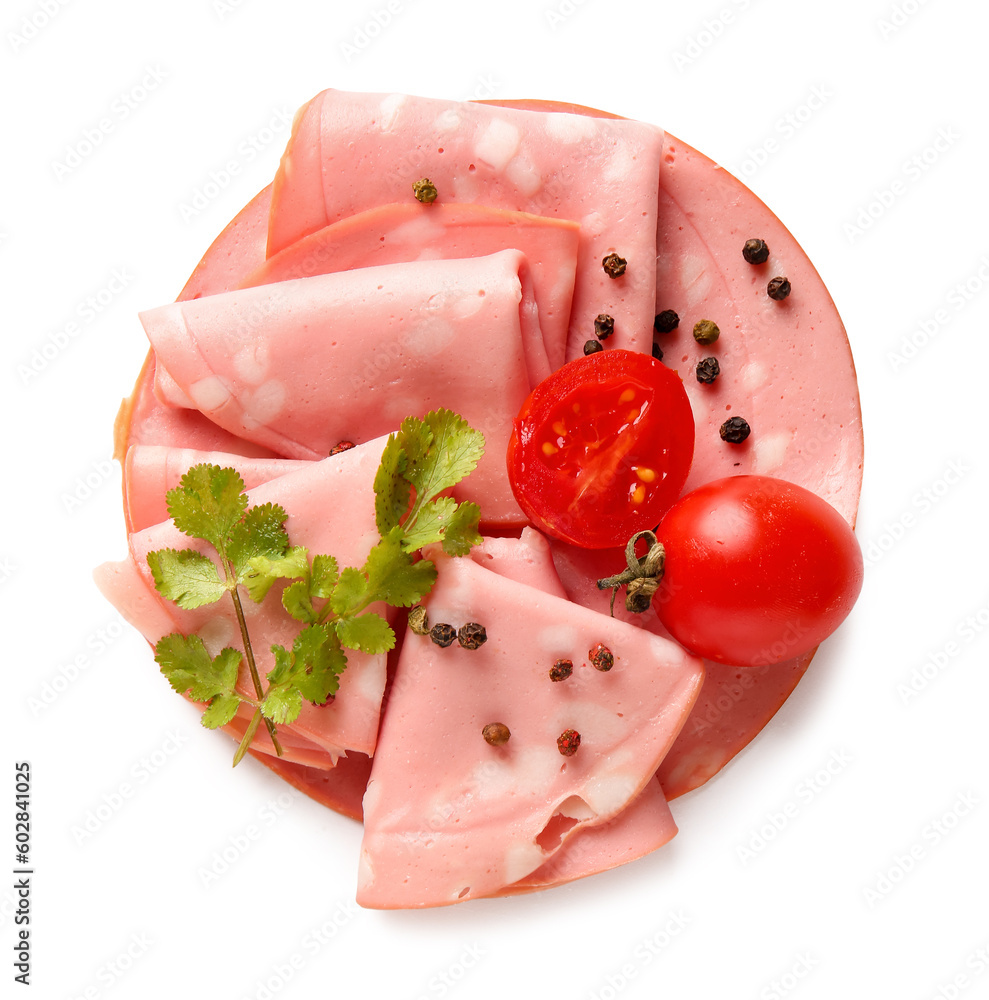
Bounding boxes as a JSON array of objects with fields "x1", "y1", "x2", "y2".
[{"x1": 596, "y1": 530, "x2": 666, "y2": 616}]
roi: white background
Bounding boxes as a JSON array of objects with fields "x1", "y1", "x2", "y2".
[{"x1": 4, "y1": 0, "x2": 988, "y2": 997}]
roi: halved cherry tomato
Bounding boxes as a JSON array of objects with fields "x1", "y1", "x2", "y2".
[
  {"x1": 654, "y1": 476, "x2": 863, "y2": 666},
  {"x1": 507, "y1": 350, "x2": 694, "y2": 549}
]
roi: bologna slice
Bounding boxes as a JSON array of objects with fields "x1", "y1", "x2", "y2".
[
  {"x1": 244, "y1": 202, "x2": 579, "y2": 373},
  {"x1": 267, "y1": 90, "x2": 664, "y2": 359},
  {"x1": 503, "y1": 779, "x2": 677, "y2": 895},
  {"x1": 357, "y1": 553, "x2": 703, "y2": 908},
  {"x1": 465, "y1": 531, "x2": 680, "y2": 895},
  {"x1": 95, "y1": 437, "x2": 397, "y2": 765},
  {"x1": 142, "y1": 250, "x2": 553, "y2": 524},
  {"x1": 124, "y1": 445, "x2": 309, "y2": 533}
]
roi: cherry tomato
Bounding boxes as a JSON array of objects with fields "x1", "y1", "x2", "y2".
[
  {"x1": 654, "y1": 476, "x2": 863, "y2": 666},
  {"x1": 507, "y1": 350, "x2": 694, "y2": 548}
]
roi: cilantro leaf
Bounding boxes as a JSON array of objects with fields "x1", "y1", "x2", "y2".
[
  {"x1": 261, "y1": 645, "x2": 302, "y2": 725},
  {"x1": 262, "y1": 626, "x2": 345, "y2": 725},
  {"x1": 363, "y1": 527, "x2": 438, "y2": 608},
  {"x1": 373, "y1": 432, "x2": 411, "y2": 535},
  {"x1": 330, "y1": 566, "x2": 370, "y2": 617},
  {"x1": 202, "y1": 693, "x2": 243, "y2": 729},
  {"x1": 166, "y1": 464, "x2": 247, "y2": 550},
  {"x1": 336, "y1": 612, "x2": 395, "y2": 655},
  {"x1": 147, "y1": 549, "x2": 226, "y2": 609},
  {"x1": 282, "y1": 579, "x2": 315, "y2": 623},
  {"x1": 310, "y1": 554, "x2": 339, "y2": 598},
  {"x1": 399, "y1": 496, "x2": 458, "y2": 552},
  {"x1": 403, "y1": 410, "x2": 485, "y2": 516},
  {"x1": 228, "y1": 502, "x2": 289, "y2": 580},
  {"x1": 291, "y1": 625, "x2": 346, "y2": 705},
  {"x1": 154, "y1": 634, "x2": 241, "y2": 703},
  {"x1": 243, "y1": 546, "x2": 310, "y2": 602},
  {"x1": 441, "y1": 501, "x2": 483, "y2": 556}
]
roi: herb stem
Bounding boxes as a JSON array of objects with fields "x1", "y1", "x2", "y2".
[
  {"x1": 233, "y1": 709, "x2": 263, "y2": 767},
  {"x1": 227, "y1": 569, "x2": 283, "y2": 758}
]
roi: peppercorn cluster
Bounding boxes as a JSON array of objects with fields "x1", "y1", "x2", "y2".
[
  {"x1": 408, "y1": 606, "x2": 488, "y2": 651},
  {"x1": 648, "y1": 237, "x2": 797, "y2": 450}
]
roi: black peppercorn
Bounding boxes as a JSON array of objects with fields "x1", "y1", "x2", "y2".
[
  {"x1": 602, "y1": 253, "x2": 627, "y2": 278},
  {"x1": 594, "y1": 314, "x2": 615, "y2": 339},
  {"x1": 693, "y1": 319, "x2": 720, "y2": 345},
  {"x1": 767, "y1": 276, "x2": 791, "y2": 300},
  {"x1": 583, "y1": 339, "x2": 604, "y2": 355},
  {"x1": 742, "y1": 238, "x2": 769, "y2": 264},
  {"x1": 654, "y1": 309, "x2": 679, "y2": 333},
  {"x1": 696, "y1": 357, "x2": 721, "y2": 384},
  {"x1": 429, "y1": 623, "x2": 457, "y2": 647},
  {"x1": 720, "y1": 417, "x2": 751, "y2": 443},
  {"x1": 457, "y1": 622, "x2": 487, "y2": 650},
  {"x1": 652, "y1": 343, "x2": 664, "y2": 361}
]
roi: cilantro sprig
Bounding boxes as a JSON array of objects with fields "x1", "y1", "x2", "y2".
[{"x1": 148, "y1": 409, "x2": 484, "y2": 766}]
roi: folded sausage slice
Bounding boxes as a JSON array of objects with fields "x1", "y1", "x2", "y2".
[
  {"x1": 123, "y1": 445, "x2": 310, "y2": 533},
  {"x1": 268, "y1": 90, "x2": 664, "y2": 359},
  {"x1": 357, "y1": 552, "x2": 703, "y2": 908},
  {"x1": 141, "y1": 250, "x2": 552, "y2": 524},
  {"x1": 466, "y1": 531, "x2": 680, "y2": 896},
  {"x1": 95, "y1": 436, "x2": 395, "y2": 765},
  {"x1": 246, "y1": 202, "x2": 578, "y2": 373}
]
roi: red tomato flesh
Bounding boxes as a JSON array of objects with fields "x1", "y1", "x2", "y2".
[
  {"x1": 655, "y1": 476, "x2": 863, "y2": 666},
  {"x1": 507, "y1": 350, "x2": 694, "y2": 549}
]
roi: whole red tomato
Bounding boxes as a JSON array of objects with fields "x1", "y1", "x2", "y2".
[
  {"x1": 654, "y1": 476, "x2": 863, "y2": 666},
  {"x1": 507, "y1": 350, "x2": 694, "y2": 549}
]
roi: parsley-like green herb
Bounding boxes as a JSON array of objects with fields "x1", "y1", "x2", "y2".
[{"x1": 148, "y1": 409, "x2": 484, "y2": 766}]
